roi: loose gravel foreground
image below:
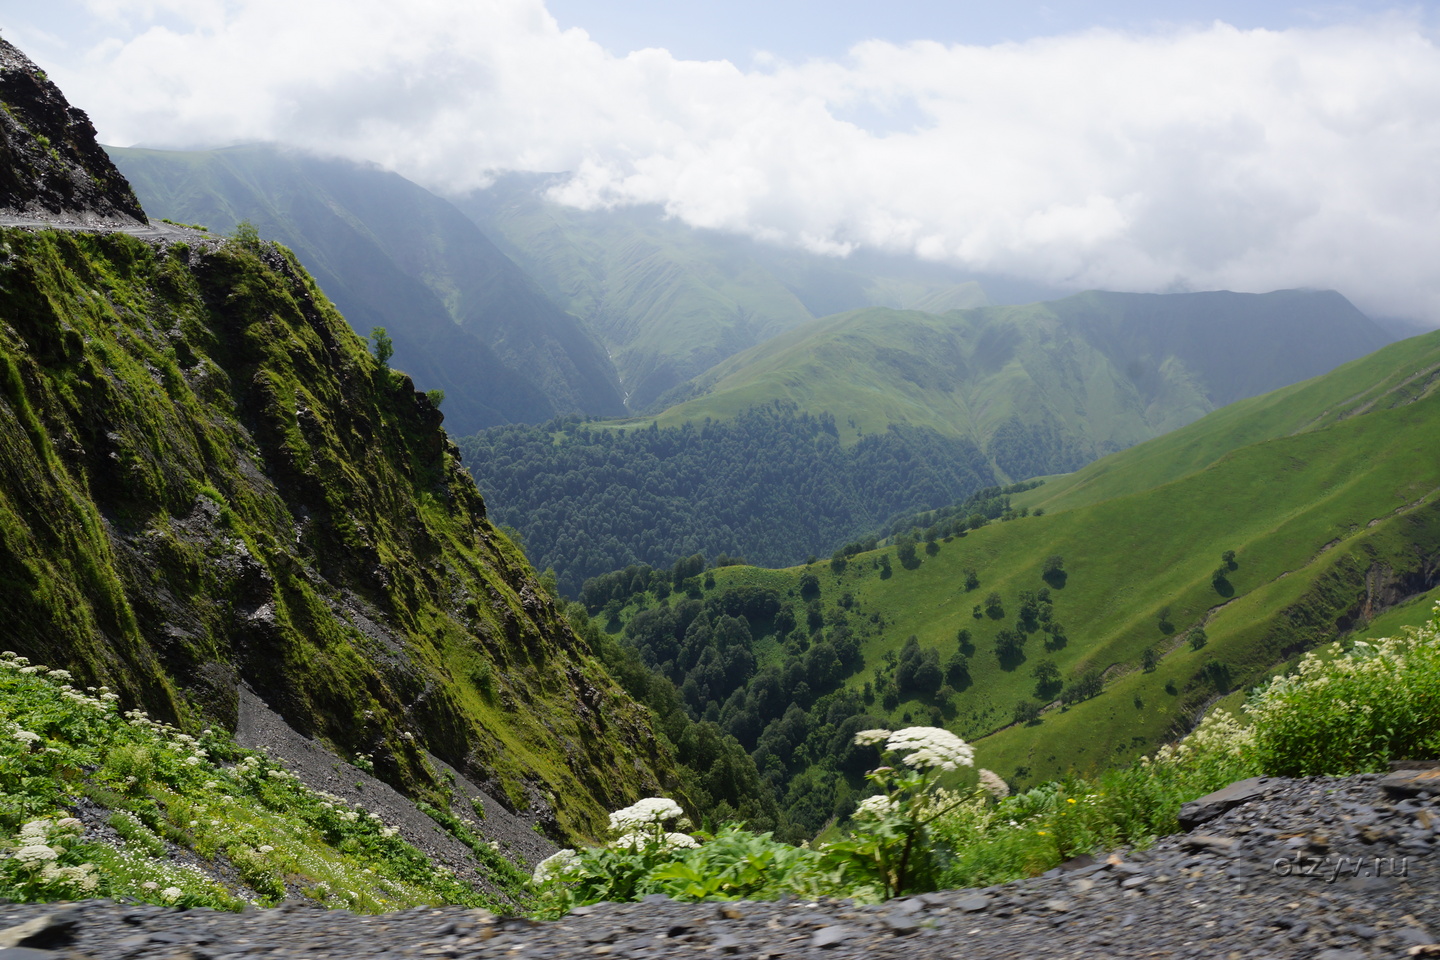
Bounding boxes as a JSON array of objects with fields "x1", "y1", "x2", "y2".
[{"x1": 2, "y1": 771, "x2": 1436, "y2": 960}]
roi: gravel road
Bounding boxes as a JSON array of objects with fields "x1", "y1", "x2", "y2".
[{"x1": 1, "y1": 769, "x2": 1435, "y2": 959}]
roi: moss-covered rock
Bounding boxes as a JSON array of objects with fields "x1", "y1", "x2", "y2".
[{"x1": 0, "y1": 227, "x2": 683, "y2": 840}]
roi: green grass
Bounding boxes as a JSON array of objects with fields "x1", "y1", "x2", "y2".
[
  {"x1": 644, "y1": 290, "x2": 1386, "y2": 471},
  {"x1": 602, "y1": 328, "x2": 1440, "y2": 789},
  {"x1": 0, "y1": 654, "x2": 512, "y2": 911}
]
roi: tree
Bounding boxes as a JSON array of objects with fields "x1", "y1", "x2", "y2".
[
  {"x1": 231, "y1": 219, "x2": 262, "y2": 251},
  {"x1": 1012, "y1": 699, "x2": 1042, "y2": 725},
  {"x1": 370, "y1": 326, "x2": 395, "y2": 370},
  {"x1": 963, "y1": 568, "x2": 980, "y2": 591},
  {"x1": 1188, "y1": 627, "x2": 1208, "y2": 651},
  {"x1": 1031, "y1": 659, "x2": 1060, "y2": 685},
  {"x1": 830, "y1": 549, "x2": 848, "y2": 574},
  {"x1": 1141, "y1": 646, "x2": 1160, "y2": 672},
  {"x1": 1221, "y1": 550, "x2": 1237, "y2": 569},
  {"x1": 984, "y1": 591, "x2": 1004, "y2": 619},
  {"x1": 895, "y1": 534, "x2": 919, "y2": 568},
  {"x1": 945, "y1": 651, "x2": 970, "y2": 684},
  {"x1": 1031, "y1": 658, "x2": 1062, "y2": 699},
  {"x1": 1157, "y1": 606, "x2": 1174, "y2": 635},
  {"x1": 798, "y1": 572, "x2": 820, "y2": 598},
  {"x1": 1042, "y1": 555, "x2": 1066, "y2": 588}
]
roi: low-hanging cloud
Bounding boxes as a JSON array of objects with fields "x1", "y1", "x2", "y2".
[{"x1": 39, "y1": 0, "x2": 1440, "y2": 323}]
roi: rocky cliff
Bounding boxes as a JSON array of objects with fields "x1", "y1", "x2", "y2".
[
  {"x1": 0, "y1": 40, "x2": 681, "y2": 842},
  {"x1": 0, "y1": 38, "x2": 144, "y2": 223}
]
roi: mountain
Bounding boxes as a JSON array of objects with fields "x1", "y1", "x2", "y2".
[
  {"x1": 459, "y1": 406, "x2": 997, "y2": 595},
  {"x1": 461, "y1": 288, "x2": 1392, "y2": 591},
  {"x1": 591, "y1": 326, "x2": 1440, "y2": 824},
  {"x1": 0, "y1": 45, "x2": 681, "y2": 846},
  {"x1": 105, "y1": 145, "x2": 626, "y2": 435},
  {"x1": 654, "y1": 289, "x2": 1394, "y2": 475},
  {"x1": 454, "y1": 174, "x2": 1017, "y2": 410}
]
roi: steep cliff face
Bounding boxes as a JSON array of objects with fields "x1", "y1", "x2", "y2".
[
  {"x1": 0, "y1": 40, "x2": 680, "y2": 842},
  {"x1": 0, "y1": 227, "x2": 680, "y2": 839},
  {"x1": 0, "y1": 38, "x2": 144, "y2": 223}
]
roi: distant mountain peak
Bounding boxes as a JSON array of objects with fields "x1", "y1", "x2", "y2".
[{"x1": 0, "y1": 37, "x2": 146, "y2": 224}]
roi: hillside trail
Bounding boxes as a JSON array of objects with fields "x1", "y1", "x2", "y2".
[{"x1": 0, "y1": 213, "x2": 209, "y2": 242}]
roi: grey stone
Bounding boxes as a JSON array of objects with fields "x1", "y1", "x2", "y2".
[
  {"x1": 1382, "y1": 768, "x2": 1440, "y2": 799},
  {"x1": 1180, "y1": 834, "x2": 1238, "y2": 854},
  {"x1": 809, "y1": 925, "x2": 861, "y2": 949},
  {"x1": 882, "y1": 914, "x2": 920, "y2": 935},
  {"x1": 0, "y1": 913, "x2": 76, "y2": 950},
  {"x1": 1178, "y1": 776, "x2": 1276, "y2": 830},
  {"x1": 953, "y1": 895, "x2": 990, "y2": 912}
]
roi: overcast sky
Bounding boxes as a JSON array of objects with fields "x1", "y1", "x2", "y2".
[{"x1": 4, "y1": 1, "x2": 1440, "y2": 324}]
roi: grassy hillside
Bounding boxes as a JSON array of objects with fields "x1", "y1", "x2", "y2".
[
  {"x1": 595, "y1": 329, "x2": 1440, "y2": 815},
  {"x1": 0, "y1": 227, "x2": 681, "y2": 842},
  {"x1": 107, "y1": 146, "x2": 626, "y2": 434},
  {"x1": 455, "y1": 175, "x2": 1014, "y2": 410},
  {"x1": 649, "y1": 291, "x2": 1391, "y2": 478}
]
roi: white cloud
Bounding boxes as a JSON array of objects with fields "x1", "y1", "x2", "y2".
[{"x1": 39, "y1": 1, "x2": 1440, "y2": 322}]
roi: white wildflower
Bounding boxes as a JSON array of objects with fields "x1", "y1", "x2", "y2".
[
  {"x1": 19, "y1": 821, "x2": 49, "y2": 841},
  {"x1": 607, "y1": 797, "x2": 683, "y2": 833},
  {"x1": 663, "y1": 832, "x2": 699, "y2": 849},
  {"x1": 160, "y1": 887, "x2": 182, "y2": 902},
  {"x1": 258, "y1": 845, "x2": 274, "y2": 854},
  {"x1": 884, "y1": 727, "x2": 975, "y2": 771},
  {"x1": 13, "y1": 844, "x2": 60, "y2": 867},
  {"x1": 854, "y1": 795, "x2": 898, "y2": 819},
  {"x1": 852, "y1": 728, "x2": 892, "y2": 747},
  {"x1": 532, "y1": 848, "x2": 579, "y2": 884},
  {"x1": 978, "y1": 769, "x2": 1010, "y2": 799},
  {"x1": 47, "y1": 669, "x2": 72, "y2": 681}
]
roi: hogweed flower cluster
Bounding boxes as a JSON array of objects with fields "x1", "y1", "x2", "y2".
[{"x1": 833, "y1": 726, "x2": 977, "y2": 899}]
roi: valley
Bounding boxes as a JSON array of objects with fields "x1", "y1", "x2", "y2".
[
  {"x1": 2, "y1": 24, "x2": 1439, "y2": 934},
  {"x1": 578, "y1": 327, "x2": 1440, "y2": 829}
]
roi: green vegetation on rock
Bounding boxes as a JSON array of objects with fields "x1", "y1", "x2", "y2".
[
  {"x1": 107, "y1": 145, "x2": 627, "y2": 434},
  {"x1": 0, "y1": 226, "x2": 682, "y2": 842}
]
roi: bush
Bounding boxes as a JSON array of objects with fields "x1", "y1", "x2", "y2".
[{"x1": 1245, "y1": 606, "x2": 1440, "y2": 775}]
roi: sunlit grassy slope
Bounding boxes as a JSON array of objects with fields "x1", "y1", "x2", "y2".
[
  {"x1": 649, "y1": 291, "x2": 1389, "y2": 475},
  {"x1": 689, "y1": 328, "x2": 1440, "y2": 787}
]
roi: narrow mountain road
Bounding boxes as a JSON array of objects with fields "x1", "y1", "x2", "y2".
[
  {"x1": 0, "y1": 771, "x2": 1435, "y2": 959},
  {"x1": 0, "y1": 213, "x2": 213, "y2": 242}
]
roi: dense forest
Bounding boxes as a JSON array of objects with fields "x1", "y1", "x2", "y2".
[{"x1": 457, "y1": 403, "x2": 996, "y2": 594}]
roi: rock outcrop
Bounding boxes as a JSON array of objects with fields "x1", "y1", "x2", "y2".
[{"x1": 0, "y1": 37, "x2": 145, "y2": 223}]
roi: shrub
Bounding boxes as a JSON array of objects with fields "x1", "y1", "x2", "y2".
[{"x1": 1245, "y1": 605, "x2": 1440, "y2": 775}]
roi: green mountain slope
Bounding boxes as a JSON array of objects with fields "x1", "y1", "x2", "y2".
[
  {"x1": 594, "y1": 329, "x2": 1440, "y2": 821},
  {"x1": 0, "y1": 226, "x2": 682, "y2": 841},
  {"x1": 652, "y1": 290, "x2": 1392, "y2": 478},
  {"x1": 106, "y1": 146, "x2": 626, "y2": 435},
  {"x1": 455, "y1": 174, "x2": 1011, "y2": 410},
  {"x1": 459, "y1": 406, "x2": 996, "y2": 595}
]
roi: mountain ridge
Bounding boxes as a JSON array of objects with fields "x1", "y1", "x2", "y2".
[{"x1": 106, "y1": 145, "x2": 627, "y2": 435}]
